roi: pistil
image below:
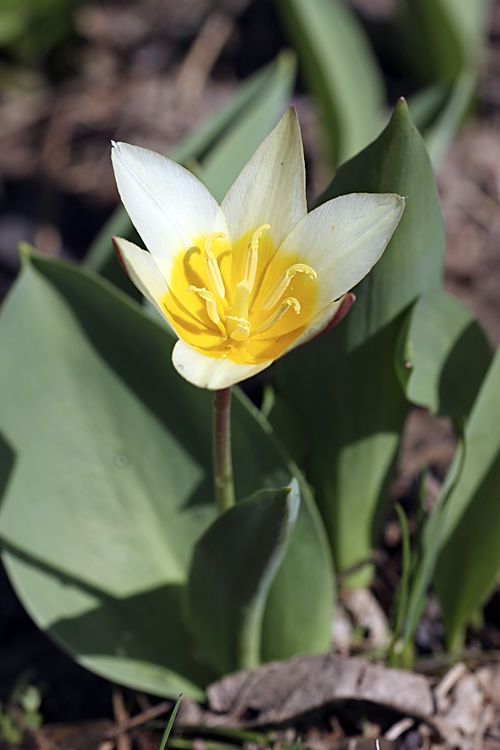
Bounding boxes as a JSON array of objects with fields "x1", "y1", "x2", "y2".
[
  {"x1": 185, "y1": 226, "x2": 316, "y2": 347},
  {"x1": 226, "y1": 281, "x2": 251, "y2": 341},
  {"x1": 225, "y1": 316, "x2": 251, "y2": 341}
]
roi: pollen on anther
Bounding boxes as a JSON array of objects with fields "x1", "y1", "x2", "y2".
[
  {"x1": 260, "y1": 263, "x2": 316, "y2": 312},
  {"x1": 255, "y1": 296, "x2": 301, "y2": 335},
  {"x1": 187, "y1": 285, "x2": 222, "y2": 329},
  {"x1": 242, "y1": 224, "x2": 270, "y2": 292},
  {"x1": 204, "y1": 232, "x2": 226, "y2": 299}
]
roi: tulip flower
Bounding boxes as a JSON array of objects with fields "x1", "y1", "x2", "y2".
[{"x1": 112, "y1": 108, "x2": 404, "y2": 391}]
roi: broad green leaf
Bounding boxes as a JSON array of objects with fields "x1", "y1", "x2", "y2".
[
  {"x1": 421, "y1": 71, "x2": 477, "y2": 165},
  {"x1": 185, "y1": 483, "x2": 299, "y2": 676},
  {"x1": 401, "y1": 0, "x2": 491, "y2": 164},
  {"x1": 272, "y1": 313, "x2": 407, "y2": 588},
  {"x1": 396, "y1": 290, "x2": 492, "y2": 419},
  {"x1": 434, "y1": 344, "x2": 500, "y2": 650},
  {"x1": 272, "y1": 100, "x2": 445, "y2": 586},
  {"x1": 85, "y1": 52, "x2": 296, "y2": 288},
  {"x1": 408, "y1": 71, "x2": 477, "y2": 165},
  {"x1": 398, "y1": 0, "x2": 491, "y2": 84},
  {"x1": 237, "y1": 393, "x2": 334, "y2": 664},
  {"x1": 408, "y1": 83, "x2": 453, "y2": 131},
  {"x1": 0, "y1": 253, "x2": 333, "y2": 697},
  {"x1": 261, "y1": 387, "x2": 306, "y2": 467},
  {"x1": 276, "y1": 0, "x2": 383, "y2": 166},
  {"x1": 320, "y1": 98, "x2": 445, "y2": 345}
]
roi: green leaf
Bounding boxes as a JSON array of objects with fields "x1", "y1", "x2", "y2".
[
  {"x1": 408, "y1": 71, "x2": 478, "y2": 165},
  {"x1": 272, "y1": 100, "x2": 445, "y2": 586},
  {"x1": 398, "y1": 0, "x2": 491, "y2": 84},
  {"x1": 185, "y1": 483, "x2": 299, "y2": 676},
  {"x1": 422, "y1": 71, "x2": 477, "y2": 165},
  {"x1": 273, "y1": 313, "x2": 408, "y2": 589},
  {"x1": 85, "y1": 52, "x2": 296, "y2": 287},
  {"x1": 235, "y1": 393, "x2": 335, "y2": 664},
  {"x1": 407, "y1": 82, "x2": 452, "y2": 132},
  {"x1": 320, "y1": 97, "x2": 445, "y2": 345},
  {"x1": 0, "y1": 253, "x2": 333, "y2": 697},
  {"x1": 396, "y1": 290, "x2": 492, "y2": 419},
  {"x1": 401, "y1": 0, "x2": 491, "y2": 165},
  {"x1": 0, "y1": 10, "x2": 27, "y2": 46},
  {"x1": 276, "y1": 0, "x2": 384, "y2": 166},
  {"x1": 434, "y1": 343, "x2": 500, "y2": 650},
  {"x1": 261, "y1": 386, "x2": 306, "y2": 467}
]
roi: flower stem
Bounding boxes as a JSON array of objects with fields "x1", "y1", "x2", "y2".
[{"x1": 213, "y1": 387, "x2": 235, "y2": 514}]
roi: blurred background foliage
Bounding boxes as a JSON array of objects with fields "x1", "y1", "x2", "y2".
[
  {"x1": 1, "y1": 0, "x2": 500, "y2": 708},
  {"x1": 0, "y1": 0, "x2": 83, "y2": 68}
]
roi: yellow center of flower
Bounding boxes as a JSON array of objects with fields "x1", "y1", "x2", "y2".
[{"x1": 163, "y1": 225, "x2": 318, "y2": 365}]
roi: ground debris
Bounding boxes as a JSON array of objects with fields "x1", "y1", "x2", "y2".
[
  {"x1": 339, "y1": 589, "x2": 391, "y2": 651},
  {"x1": 174, "y1": 654, "x2": 500, "y2": 750},
  {"x1": 202, "y1": 654, "x2": 434, "y2": 724},
  {"x1": 176, "y1": 654, "x2": 433, "y2": 730},
  {"x1": 27, "y1": 719, "x2": 114, "y2": 750},
  {"x1": 8, "y1": 656, "x2": 500, "y2": 750}
]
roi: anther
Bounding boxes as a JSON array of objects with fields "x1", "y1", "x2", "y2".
[
  {"x1": 204, "y1": 232, "x2": 226, "y2": 299},
  {"x1": 260, "y1": 263, "x2": 316, "y2": 311},
  {"x1": 243, "y1": 224, "x2": 270, "y2": 292},
  {"x1": 254, "y1": 297, "x2": 301, "y2": 335},
  {"x1": 187, "y1": 286, "x2": 226, "y2": 335}
]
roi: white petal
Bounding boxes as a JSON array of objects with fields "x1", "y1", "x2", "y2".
[
  {"x1": 113, "y1": 236, "x2": 173, "y2": 328},
  {"x1": 172, "y1": 340, "x2": 272, "y2": 390},
  {"x1": 111, "y1": 142, "x2": 228, "y2": 281},
  {"x1": 221, "y1": 108, "x2": 307, "y2": 249},
  {"x1": 278, "y1": 193, "x2": 405, "y2": 310}
]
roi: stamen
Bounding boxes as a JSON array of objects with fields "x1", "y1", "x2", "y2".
[
  {"x1": 260, "y1": 263, "x2": 317, "y2": 312},
  {"x1": 204, "y1": 232, "x2": 226, "y2": 299},
  {"x1": 254, "y1": 297, "x2": 301, "y2": 335},
  {"x1": 226, "y1": 316, "x2": 251, "y2": 341},
  {"x1": 187, "y1": 286, "x2": 226, "y2": 335},
  {"x1": 242, "y1": 224, "x2": 270, "y2": 292}
]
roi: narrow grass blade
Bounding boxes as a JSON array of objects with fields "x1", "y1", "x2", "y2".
[{"x1": 159, "y1": 695, "x2": 183, "y2": 750}]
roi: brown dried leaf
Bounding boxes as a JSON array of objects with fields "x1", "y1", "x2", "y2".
[
  {"x1": 203, "y1": 654, "x2": 434, "y2": 726},
  {"x1": 340, "y1": 589, "x2": 391, "y2": 650}
]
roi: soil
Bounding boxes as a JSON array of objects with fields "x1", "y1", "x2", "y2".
[{"x1": 1, "y1": 0, "x2": 500, "y2": 748}]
